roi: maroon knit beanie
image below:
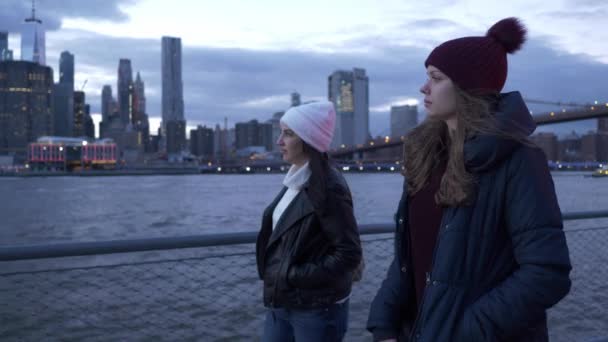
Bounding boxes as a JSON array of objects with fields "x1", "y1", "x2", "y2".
[{"x1": 424, "y1": 17, "x2": 527, "y2": 94}]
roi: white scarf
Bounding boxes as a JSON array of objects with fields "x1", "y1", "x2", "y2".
[{"x1": 272, "y1": 162, "x2": 311, "y2": 229}]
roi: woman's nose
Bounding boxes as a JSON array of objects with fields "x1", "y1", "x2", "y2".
[{"x1": 420, "y1": 81, "x2": 429, "y2": 94}]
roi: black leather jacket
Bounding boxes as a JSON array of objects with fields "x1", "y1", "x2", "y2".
[{"x1": 256, "y1": 167, "x2": 362, "y2": 309}]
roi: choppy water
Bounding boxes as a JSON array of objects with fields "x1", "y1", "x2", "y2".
[{"x1": 1, "y1": 172, "x2": 607, "y2": 244}]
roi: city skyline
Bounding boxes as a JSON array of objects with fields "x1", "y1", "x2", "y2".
[{"x1": 1, "y1": 0, "x2": 607, "y2": 138}]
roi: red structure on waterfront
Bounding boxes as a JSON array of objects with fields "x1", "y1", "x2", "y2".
[{"x1": 28, "y1": 136, "x2": 117, "y2": 171}]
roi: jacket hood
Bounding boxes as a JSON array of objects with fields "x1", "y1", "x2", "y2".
[{"x1": 464, "y1": 91, "x2": 536, "y2": 173}]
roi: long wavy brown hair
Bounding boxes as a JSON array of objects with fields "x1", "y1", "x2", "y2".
[{"x1": 403, "y1": 86, "x2": 531, "y2": 207}]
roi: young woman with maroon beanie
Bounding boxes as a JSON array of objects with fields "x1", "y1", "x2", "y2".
[{"x1": 367, "y1": 17, "x2": 571, "y2": 342}]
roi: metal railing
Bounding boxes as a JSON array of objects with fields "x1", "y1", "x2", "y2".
[{"x1": 1, "y1": 211, "x2": 607, "y2": 341}]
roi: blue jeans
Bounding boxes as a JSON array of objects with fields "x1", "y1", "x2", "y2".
[{"x1": 262, "y1": 299, "x2": 350, "y2": 342}]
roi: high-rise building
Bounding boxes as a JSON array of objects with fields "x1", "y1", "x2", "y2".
[
  {"x1": 73, "y1": 91, "x2": 86, "y2": 137},
  {"x1": 162, "y1": 36, "x2": 184, "y2": 126},
  {"x1": 0, "y1": 60, "x2": 53, "y2": 158},
  {"x1": 558, "y1": 131, "x2": 581, "y2": 162},
  {"x1": 101, "y1": 85, "x2": 112, "y2": 123},
  {"x1": 580, "y1": 131, "x2": 608, "y2": 162},
  {"x1": 84, "y1": 104, "x2": 95, "y2": 139},
  {"x1": 1, "y1": 49, "x2": 13, "y2": 61},
  {"x1": 390, "y1": 105, "x2": 418, "y2": 138},
  {"x1": 235, "y1": 119, "x2": 273, "y2": 151},
  {"x1": 328, "y1": 68, "x2": 369, "y2": 148},
  {"x1": 269, "y1": 111, "x2": 284, "y2": 152},
  {"x1": 598, "y1": 132, "x2": 608, "y2": 162},
  {"x1": 0, "y1": 32, "x2": 9, "y2": 61},
  {"x1": 133, "y1": 72, "x2": 146, "y2": 119},
  {"x1": 117, "y1": 59, "x2": 133, "y2": 125},
  {"x1": 190, "y1": 125, "x2": 214, "y2": 158},
  {"x1": 52, "y1": 82, "x2": 73, "y2": 136},
  {"x1": 291, "y1": 92, "x2": 301, "y2": 107},
  {"x1": 131, "y1": 72, "x2": 149, "y2": 151},
  {"x1": 530, "y1": 132, "x2": 559, "y2": 161},
  {"x1": 59, "y1": 51, "x2": 74, "y2": 85},
  {"x1": 52, "y1": 50, "x2": 75, "y2": 137},
  {"x1": 214, "y1": 119, "x2": 230, "y2": 160},
  {"x1": 20, "y1": 2, "x2": 45, "y2": 65},
  {"x1": 599, "y1": 118, "x2": 608, "y2": 133},
  {"x1": 166, "y1": 120, "x2": 186, "y2": 154}
]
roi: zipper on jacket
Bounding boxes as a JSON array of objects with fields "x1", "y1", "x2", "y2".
[{"x1": 408, "y1": 209, "x2": 451, "y2": 341}]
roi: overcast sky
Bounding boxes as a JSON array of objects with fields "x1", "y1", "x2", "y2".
[{"x1": 2, "y1": 0, "x2": 607, "y2": 137}]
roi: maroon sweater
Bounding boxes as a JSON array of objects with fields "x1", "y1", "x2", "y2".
[{"x1": 408, "y1": 161, "x2": 446, "y2": 313}]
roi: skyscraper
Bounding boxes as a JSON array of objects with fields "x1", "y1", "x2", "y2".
[
  {"x1": 0, "y1": 60, "x2": 53, "y2": 158},
  {"x1": 117, "y1": 59, "x2": 133, "y2": 126},
  {"x1": 1, "y1": 49, "x2": 13, "y2": 61},
  {"x1": 235, "y1": 119, "x2": 273, "y2": 151},
  {"x1": 161, "y1": 36, "x2": 184, "y2": 123},
  {"x1": 52, "y1": 51, "x2": 75, "y2": 137},
  {"x1": 291, "y1": 92, "x2": 301, "y2": 107},
  {"x1": 390, "y1": 105, "x2": 418, "y2": 138},
  {"x1": 73, "y1": 91, "x2": 86, "y2": 137},
  {"x1": 328, "y1": 68, "x2": 369, "y2": 148},
  {"x1": 269, "y1": 111, "x2": 284, "y2": 152},
  {"x1": 84, "y1": 104, "x2": 95, "y2": 139},
  {"x1": 101, "y1": 85, "x2": 113, "y2": 123},
  {"x1": 0, "y1": 32, "x2": 9, "y2": 61},
  {"x1": 133, "y1": 72, "x2": 146, "y2": 123},
  {"x1": 166, "y1": 120, "x2": 186, "y2": 155},
  {"x1": 52, "y1": 82, "x2": 73, "y2": 137},
  {"x1": 59, "y1": 51, "x2": 74, "y2": 85},
  {"x1": 132, "y1": 72, "x2": 150, "y2": 151},
  {"x1": 530, "y1": 132, "x2": 558, "y2": 161},
  {"x1": 190, "y1": 125, "x2": 214, "y2": 158},
  {"x1": 599, "y1": 118, "x2": 608, "y2": 133},
  {"x1": 99, "y1": 85, "x2": 113, "y2": 138},
  {"x1": 20, "y1": 1, "x2": 45, "y2": 65}
]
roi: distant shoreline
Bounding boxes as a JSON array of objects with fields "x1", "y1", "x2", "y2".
[{"x1": 0, "y1": 169, "x2": 600, "y2": 178}]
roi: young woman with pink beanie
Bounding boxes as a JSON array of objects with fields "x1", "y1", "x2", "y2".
[
  {"x1": 256, "y1": 101, "x2": 362, "y2": 341},
  {"x1": 367, "y1": 18, "x2": 571, "y2": 341}
]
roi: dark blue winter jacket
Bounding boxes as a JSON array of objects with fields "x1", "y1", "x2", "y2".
[{"x1": 367, "y1": 92, "x2": 572, "y2": 342}]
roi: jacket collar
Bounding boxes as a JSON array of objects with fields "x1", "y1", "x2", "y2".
[{"x1": 265, "y1": 186, "x2": 315, "y2": 249}]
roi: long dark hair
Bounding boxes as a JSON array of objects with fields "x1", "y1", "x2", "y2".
[
  {"x1": 302, "y1": 142, "x2": 334, "y2": 214},
  {"x1": 404, "y1": 86, "x2": 531, "y2": 206}
]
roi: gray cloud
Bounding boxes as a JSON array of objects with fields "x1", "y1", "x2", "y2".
[
  {"x1": 31, "y1": 23, "x2": 608, "y2": 138},
  {"x1": 0, "y1": 0, "x2": 136, "y2": 32},
  {"x1": 407, "y1": 19, "x2": 462, "y2": 29},
  {"x1": 540, "y1": 9, "x2": 608, "y2": 21},
  {"x1": 565, "y1": 0, "x2": 607, "y2": 7}
]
